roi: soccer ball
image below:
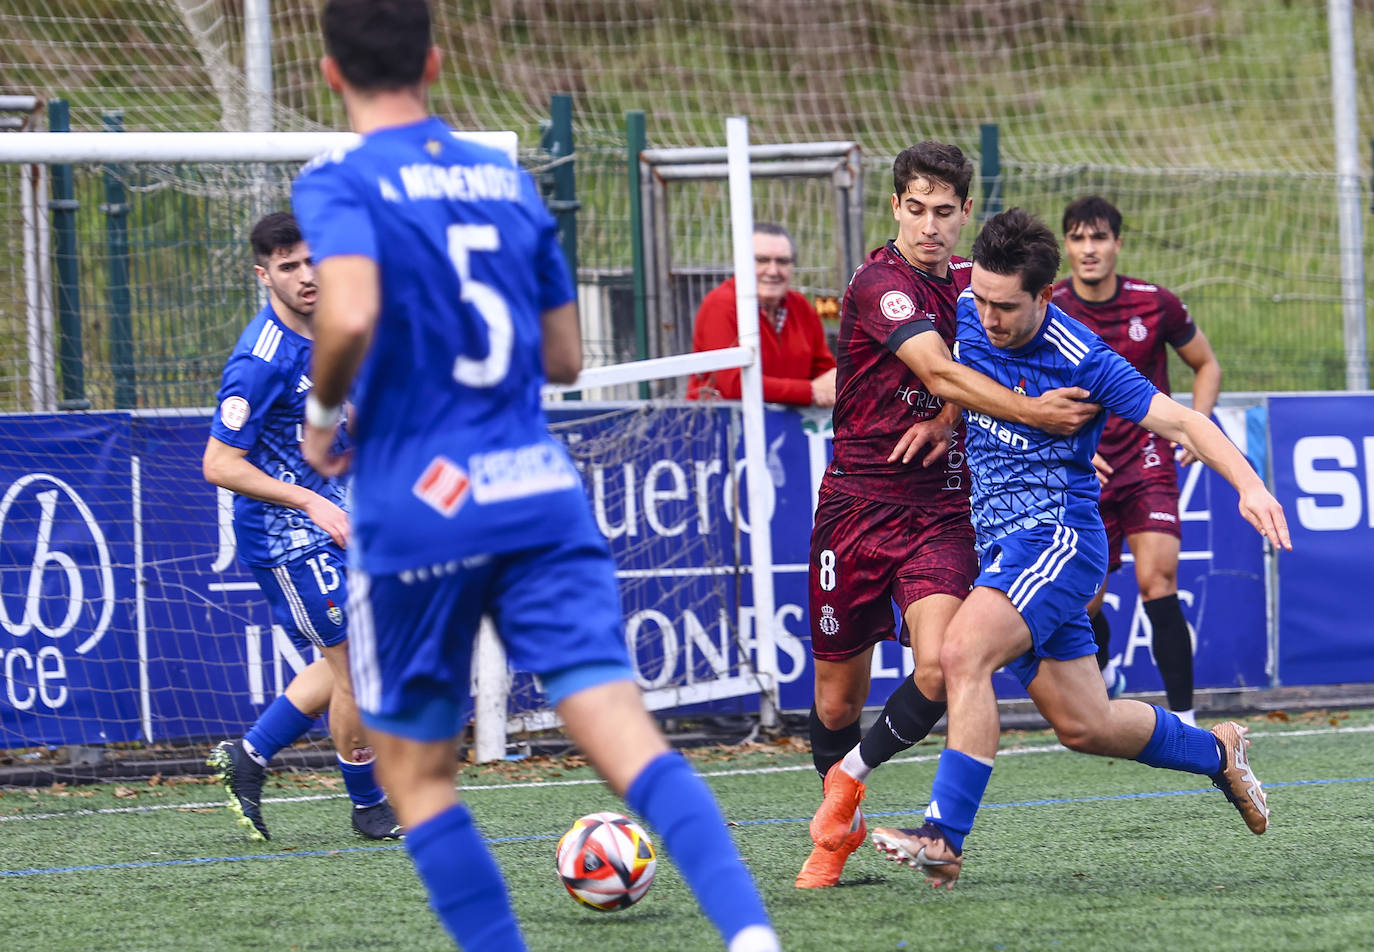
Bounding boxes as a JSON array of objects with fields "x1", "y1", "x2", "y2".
[{"x1": 555, "y1": 811, "x2": 657, "y2": 911}]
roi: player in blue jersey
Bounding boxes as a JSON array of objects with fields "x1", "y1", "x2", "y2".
[
  {"x1": 869, "y1": 209, "x2": 1291, "y2": 888},
  {"x1": 291, "y1": 3, "x2": 779, "y2": 950},
  {"x1": 203, "y1": 212, "x2": 400, "y2": 842}
]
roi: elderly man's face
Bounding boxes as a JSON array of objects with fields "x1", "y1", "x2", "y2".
[{"x1": 753, "y1": 232, "x2": 795, "y2": 310}]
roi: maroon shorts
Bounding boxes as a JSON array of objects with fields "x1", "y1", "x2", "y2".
[
  {"x1": 808, "y1": 485, "x2": 977, "y2": 662},
  {"x1": 1099, "y1": 472, "x2": 1181, "y2": 573}
]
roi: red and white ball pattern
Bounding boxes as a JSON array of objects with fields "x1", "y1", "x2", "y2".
[{"x1": 555, "y1": 811, "x2": 657, "y2": 911}]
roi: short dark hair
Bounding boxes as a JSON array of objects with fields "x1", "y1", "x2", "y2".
[
  {"x1": 322, "y1": 0, "x2": 431, "y2": 91},
  {"x1": 971, "y1": 208, "x2": 1061, "y2": 295},
  {"x1": 753, "y1": 221, "x2": 795, "y2": 256},
  {"x1": 250, "y1": 212, "x2": 303, "y2": 266},
  {"x1": 1062, "y1": 195, "x2": 1123, "y2": 238},
  {"x1": 892, "y1": 142, "x2": 974, "y2": 202}
]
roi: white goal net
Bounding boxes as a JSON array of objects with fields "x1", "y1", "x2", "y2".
[{"x1": 0, "y1": 130, "x2": 780, "y2": 777}]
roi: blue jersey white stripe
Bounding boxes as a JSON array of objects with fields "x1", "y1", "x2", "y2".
[
  {"x1": 251, "y1": 321, "x2": 283, "y2": 363},
  {"x1": 1042, "y1": 318, "x2": 1088, "y2": 365},
  {"x1": 953, "y1": 293, "x2": 1159, "y2": 548},
  {"x1": 210, "y1": 305, "x2": 349, "y2": 567}
]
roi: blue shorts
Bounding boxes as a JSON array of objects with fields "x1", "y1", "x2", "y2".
[
  {"x1": 347, "y1": 536, "x2": 633, "y2": 741},
  {"x1": 249, "y1": 546, "x2": 349, "y2": 651},
  {"x1": 976, "y1": 524, "x2": 1107, "y2": 689}
]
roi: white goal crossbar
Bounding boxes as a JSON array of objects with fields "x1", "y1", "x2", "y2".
[{"x1": 0, "y1": 130, "x2": 519, "y2": 164}]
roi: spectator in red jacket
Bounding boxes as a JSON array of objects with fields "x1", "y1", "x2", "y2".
[{"x1": 686, "y1": 223, "x2": 838, "y2": 407}]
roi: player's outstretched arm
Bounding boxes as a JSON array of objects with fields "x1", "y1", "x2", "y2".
[
  {"x1": 203, "y1": 437, "x2": 349, "y2": 547},
  {"x1": 305, "y1": 255, "x2": 380, "y2": 477},
  {"x1": 894, "y1": 332, "x2": 1098, "y2": 436},
  {"x1": 1140, "y1": 393, "x2": 1291, "y2": 551}
]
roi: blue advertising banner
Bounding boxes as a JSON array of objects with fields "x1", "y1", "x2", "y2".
[
  {"x1": 0, "y1": 414, "x2": 141, "y2": 746},
  {"x1": 1270, "y1": 393, "x2": 1374, "y2": 684},
  {"x1": 1086, "y1": 459, "x2": 1269, "y2": 698},
  {"x1": 0, "y1": 402, "x2": 1284, "y2": 749}
]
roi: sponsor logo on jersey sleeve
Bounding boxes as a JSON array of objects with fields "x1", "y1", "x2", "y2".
[
  {"x1": 219, "y1": 396, "x2": 250, "y2": 431},
  {"x1": 879, "y1": 290, "x2": 917, "y2": 321}
]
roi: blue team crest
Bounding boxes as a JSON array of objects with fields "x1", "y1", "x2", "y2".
[
  {"x1": 326, "y1": 600, "x2": 343, "y2": 627},
  {"x1": 1014, "y1": 377, "x2": 1028, "y2": 396}
]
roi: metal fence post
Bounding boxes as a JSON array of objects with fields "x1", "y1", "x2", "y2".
[{"x1": 48, "y1": 99, "x2": 89, "y2": 410}]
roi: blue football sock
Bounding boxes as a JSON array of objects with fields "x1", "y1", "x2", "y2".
[
  {"x1": 243, "y1": 695, "x2": 316, "y2": 763},
  {"x1": 925, "y1": 748, "x2": 994, "y2": 852},
  {"x1": 337, "y1": 755, "x2": 385, "y2": 808},
  {"x1": 406, "y1": 803, "x2": 525, "y2": 952},
  {"x1": 1133, "y1": 704, "x2": 1222, "y2": 775},
  {"x1": 625, "y1": 752, "x2": 772, "y2": 947}
]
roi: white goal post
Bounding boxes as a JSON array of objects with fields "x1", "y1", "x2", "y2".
[{"x1": 0, "y1": 124, "x2": 782, "y2": 764}]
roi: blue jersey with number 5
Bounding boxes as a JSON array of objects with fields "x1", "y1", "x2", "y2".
[{"x1": 292, "y1": 118, "x2": 582, "y2": 574}]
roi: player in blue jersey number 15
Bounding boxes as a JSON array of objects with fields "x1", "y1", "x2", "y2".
[
  {"x1": 291, "y1": 2, "x2": 779, "y2": 950},
  {"x1": 870, "y1": 209, "x2": 1291, "y2": 888},
  {"x1": 203, "y1": 212, "x2": 400, "y2": 842}
]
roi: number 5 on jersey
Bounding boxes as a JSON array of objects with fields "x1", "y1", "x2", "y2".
[{"x1": 447, "y1": 223, "x2": 513, "y2": 388}]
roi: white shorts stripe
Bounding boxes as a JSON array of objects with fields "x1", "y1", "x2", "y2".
[
  {"x1": 346, "y1": 568, "x2": 381, "y2": 713},
  {"x1": 270, "y1": 565, "x2": 324, "y2": 647},
  {"x1": 1005, "y1": 524, "x2": 1066, "y2": 604},
  {"x1": 1008, "y1": 525, "x2": 1079, "y2": 610}
]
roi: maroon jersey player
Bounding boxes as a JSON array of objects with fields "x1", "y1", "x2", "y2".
[
  {"x1": 1053, "y1": 195, "x2": 1221, "y2": 727},
  {"x1": 796, "y1": 143, "x2": 1099, "y2": 889}
]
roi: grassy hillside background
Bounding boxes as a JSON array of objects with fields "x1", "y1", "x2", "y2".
[{"x1": 1, "y1": 0, "x2": 1371, "y2": 406}]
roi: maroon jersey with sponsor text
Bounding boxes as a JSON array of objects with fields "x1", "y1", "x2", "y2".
[
  {"x1": 1052, "y1": 275, "x2": 1196, "y2": 484},
  {"x1": 825, "y1": 242, "x2": 972, "y2": 506}
]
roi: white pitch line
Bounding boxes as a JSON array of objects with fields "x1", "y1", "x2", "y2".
[{"x1": 2, "y1": 722, "x2": 1370, "y2": 825}]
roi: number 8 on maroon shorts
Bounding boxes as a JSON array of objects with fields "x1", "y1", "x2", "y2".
[{"x1": 808, "y1": 483, "x2": 978, "y2": 662}]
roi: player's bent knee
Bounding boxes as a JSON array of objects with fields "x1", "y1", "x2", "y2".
[
  {"x1": 938, "y1": 635, "x2": 987, "y2": 684},
  {"x1": 1052, "y1": 718, "x2": 1112, "y2": 754},
  {"x1": 913, "y1": 664, "x2": 946, "y2": 701},
  {"x1": 814, "y1": 695, "x2": 863, "y2": 731}
]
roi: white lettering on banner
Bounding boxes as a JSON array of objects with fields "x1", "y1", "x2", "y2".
[
  {"x1": 1122, "y1": 589, "x2": 1196, "y2": 668},
  {"x1": 1178, "y1": 459, "x2": 1208, "y2": 522},
  {"x1": 0, "y1": 645, "x2": 68, "y2": 711},
  {"x1": 244, "y1": 623, "x2": 320, "y2": 705},
  {"x1": 643, "y1": 460, "x2": 688, "y2": 537},
  {"x1": 870, "y1": 638, "x2": 915, "y2": 679},
  {"x1": 1293, "y1": 435, "x2": 1374, "y2": 531},
  {"x1": 735, "y1": 603, "x2": 806, "y2": 684},
  {"x1": 0, "y1": 474, "x2": 115, "y2": 655},
  {"x1": 586, "y1": 457, "x2": 730, "y2": 540},
  {"x1": 4, "y1": 646, "x2": 35, "y2": 709},
  {"x1": 625, "y1": 603, "x2": 807, "y2": 690},
  {"x1": 211, "y1": 487, "x2": 237, "y2": 572}
]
